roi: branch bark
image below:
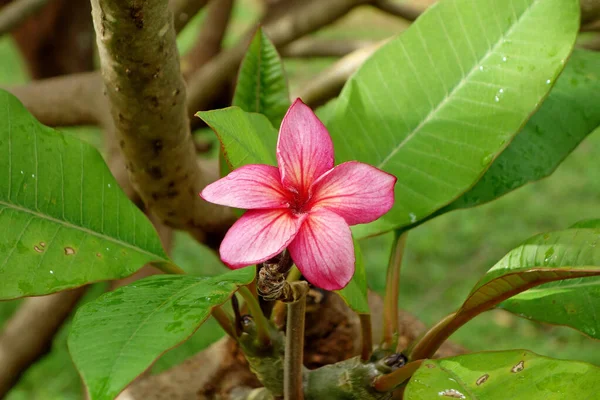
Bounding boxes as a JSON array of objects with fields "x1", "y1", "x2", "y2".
[
  {"x1": 0, "y1": 0, "x2": 48, "y2": 36},
  {"x1": 90, "y1": 0, "x2": 233, "y2": 238}
]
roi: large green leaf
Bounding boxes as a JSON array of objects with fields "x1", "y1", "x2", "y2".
[
  {"x1": 197, "y1": 107, "x2": 278, "y2": 169},
  {"x1": 0, "y1": 90, "x2": 169, "y2": 300},
  {"x1": 500, "y1": 220, "x2": 600, "y2": 338},
  {"x1": 68, "y1": 267, "x2": 255, "y2": 400},
  {"x1": 441, "y1": 49, "x2": 600, "y2": 212},
  {"x1": 328, "y1": 0, "x2": 580, "y2": 239},
  {"x1": 336, "y1": 237, "x2": 369, "y2": 314},
  {"x1": 405, "y1": 350, "x2": 600, "y2": 399},
  {"x1": 233, "y1": 27, "x2": 290, "y2": 128}
]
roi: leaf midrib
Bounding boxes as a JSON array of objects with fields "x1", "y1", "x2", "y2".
[
  {"x1": 377, "y1": 0, "x2": 538, "y2": 169},
  {"x1": 0, "y1": 199, "x2": 167, "y2": 261}
]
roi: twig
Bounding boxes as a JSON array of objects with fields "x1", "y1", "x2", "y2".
[
  {"x1": 90, "y1": 0, "x2": 233, "y2": 238},
  {"x1": 294, "y1": 40, "x2": 385, "y2": 107},
  {"x1": 0, "y1": 288, "x2": 87, "y2": 396},
  {"x1": 284, "y1": 282, "x2": 309, "y2": 400},
  {"x1": 170, "y1": 0, "x2": 210, "y2": 33},
  {"x1": 186, "y1": 0, "x2": 370, "y2": 115},
  {"x1": 372, "y1": 0, "x2": 423, "y2": 21},
  {"x1": 0, "y1": 0, "x2": 48, "y2": 36},
  {"x1": 182, "y1": 0, "x2": 235, "y2": 78},
  {"x1": 382, "y1": 231, "x2": 407, "y2": 350},
  {"x1": 280, "y1": 38, "x2": 377, "y2": 58}
]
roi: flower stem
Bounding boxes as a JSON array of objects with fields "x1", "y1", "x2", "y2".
[
  {"x1": 359, "y1": 314, "x2": 373, "y2": 361},
  {"x1": 382, "y1": 230, "x2": 408, "y2": 350},
  {"x1": 284, "y1": 281, "x2": 309, "y2": 400},
  {"x1": 372, "y1": 360, "x2": 423, "y2": 392},
  {"x1": 407, "y1": 312, "x2": 458, "y2": 361},
  {"x1": 239, "y1": 286, "x2": 272, "y2": 348},
  {"x1": 212, "y1": 305, "x2": 237, "y2": 339}
]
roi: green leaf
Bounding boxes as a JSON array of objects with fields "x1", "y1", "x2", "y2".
[
  {"x1": 197, "y1": 107, "x2": 278, "y2": 169},
  {"x1": 499, "y1": 220, "x2": 600, "y2": 339},
  {"x1": 68, "y1": 267, "x2": 255, "y2": 400},
  {"x1": 336, "y1": 237, "x2": 369, "y2": 314},
  {"x1": 442, "y1": 49, "x2": 600, "y2": 212},
  {"x1": 0, "y1": 90, "x2": 169, "y2": 300},
  {"x1": 233, "y1": 27, "x2": 290, "y2": 128},
  {"x1": 410, "y1": 224, "x2": 600, "y2": 360},
  {"x1": 405, "y1": 350, "x2": 600, "y2": 399},
  {"x1": 328, "y1": 0, "x2": 579, "y2": 239}
]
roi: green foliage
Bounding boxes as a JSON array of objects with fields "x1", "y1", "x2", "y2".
[
  {"x1": 68, "y1": 267, "x2": 255, "y2": 400},
  {"x1": 405, "y1": 350, "x2": 600, "y2": 399},
  {"x1": 197, "y1": 107, "x2": 278, "y2": 169},
  {"x1": 327, "y1": 0, "x2": 580, "y2": 239},
  {"x1": 233, "y1": 27, "x2": 290, "y2": 128},
  {"x1": 441, "y1": 49, "x2": 600, "y2": 213},
  {"x1": 458, "y1": 223, "x2": 600, "y2": 337},
  {"x1": 0, "y1": 91, "x2": 169, "y2": 300},
  {"x1": 500, "y1": 220, "x2": 600, "y2": 339}
]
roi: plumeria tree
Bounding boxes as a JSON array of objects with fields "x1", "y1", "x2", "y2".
[{"x1": 1, "y1": 0, "x2": 600, "y2": 399}]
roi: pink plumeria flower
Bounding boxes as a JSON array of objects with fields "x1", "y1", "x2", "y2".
[{"x1": 201, "y1": 99, "x2": 396, "y2": 290}]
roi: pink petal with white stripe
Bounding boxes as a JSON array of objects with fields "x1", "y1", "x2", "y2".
[
  {"x1": 200, "y1": 164, "x2": 289, "y2": 209},
  {"x1": 277, "y1": 99, "x2": 334, "y2": 195},
  {"x1": 288, "y1": 209, "x2": 354, "y2": 291},
  {"x1": 220, "y1": 209, "x2": 306, "y2": 268},
  {"x1": 309, "y1": 161, "x2": 396, "y2": 225}
]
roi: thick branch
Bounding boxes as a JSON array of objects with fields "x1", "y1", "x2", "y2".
[
  {"x1": 280, "y1": 38, "x2": 377, "y2": 58},
  {"x1": 90, "y1": 0, "x2": 232, "y2": 237},
  {"x1": 0, "y1": 0, "x2": 48, "y2": 35},
  {"x1": 182, "y1": 0, "x2": 235, "y2": 78},
  {"x1": 186, "y1": 0, "x2": 370, "y2": 115},
  {"x1": 0, "y1": 288, "x2": 87, "y2": 397},
  {"x1": 294, "y1": 40, "x2": 384, "y2": 107},
  {"x1": 372, "y1": 0, "x2": 423, "y2": 21},
  {"x1": 5, "y1": 72, "x2": 106, "y2": 127}
]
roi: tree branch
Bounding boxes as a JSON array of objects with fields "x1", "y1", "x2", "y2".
[
  {"x1": 186, "y1": 0, "x2": 370, "y2": 115},
  {"x1": 181, "y1": 0, "x2": 235, "y2": 78},
  {"x1": 280, "y1": 38, "x2": 377, "y2": 58},
  {"x1": 5, "y1": 72, "x2": 106, "y2": 127},
  {"x1": 0, "y1": 0, "x2": 48, "y2": 36},
  {"x1": 371, "y1": 0, "x2": 423, "y2": 22},
  {"x1": 0, "y1": 288, "x2": 87, "y2": 397},
  {"x1": 90, "y1": 0, "x2": 233, "y2": 238},
  {"x1": 293, "y1": 40, "x2": 385, "y2": 107},
  {"x1": 170, "y1": 0, "x2": 210, "y2": 33}
]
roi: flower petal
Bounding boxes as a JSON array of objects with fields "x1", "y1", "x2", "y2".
[
  {"x1": 220, "y1": 209, "x2": 306, "y2": 268},
  {"x1": 277, "y1": 99, "x2": 334, "y2": 195},
  {"x1": 309, "y1": 161, "x2": 396, "y2": 225},
  {"x1": 200, "y1": 164, "x2": 289, "y2": 209},
  {"x1": 288, "y1": 209, "x2": 354, "y2": 290}
]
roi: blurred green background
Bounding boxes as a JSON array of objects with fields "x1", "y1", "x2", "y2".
[{"x1": 1, "y1": 1, "x2": 599, "y2": 398}]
